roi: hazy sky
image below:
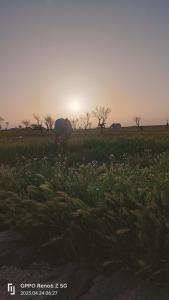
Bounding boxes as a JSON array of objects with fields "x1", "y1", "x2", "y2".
[{"x1": 1, "y1": 0, "x2": 169, "y2": 126}]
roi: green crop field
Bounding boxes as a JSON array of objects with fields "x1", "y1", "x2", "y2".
[{"x1": 0, "y1": 126, "x2": 169, "y2": 281}]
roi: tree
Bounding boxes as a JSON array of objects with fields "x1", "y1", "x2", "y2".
[
  {"x1": 0, "y1": 117, "x2": 4, "y2": 130},
  {"x1": 33, "y1": 114, "x2": 43, "y2": 133},
  {"x1": 22, "y1": 120, "x2": 30, "y2": 128},
  {"x1": 44, "y1": 115, "x2": 55, "y2": 131},
  {"x1": 93, "y1": 107, "x2": 111, "y2": 133},
  {"x1": 33, "y1": 114, "x2": 43, "y2": 126},
  {"x1": 134, "y1": 116, "x2": 141, "y2": 128},
  {"x1": 71, "y1": 118, "x2": 79, "y2": 130},
  {"x1": 5, "y1": 121, "x2": 9, "y2": 130},
  {"x1": 80, "y1": 112, "x2": 91, "y2": 130}
]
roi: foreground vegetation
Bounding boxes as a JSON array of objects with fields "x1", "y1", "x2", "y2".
[{"x1": 0, "y1": 129, "x2": 169, "y2": 281}]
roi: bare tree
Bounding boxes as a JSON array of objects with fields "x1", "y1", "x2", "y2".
[
  {"x1": 44, "y1": 115, "x2": 55, "y2": 131},
  {"x1": 79, "y1": 116, "x2": 84, "y2": 130},
  {"x1": 0, "y1": 117, "x2": 4, "y2": 130},
  {"x1": 71, "y1": 118, "x2": 79, "y2": 130},
  {"x1": 5, "y1": 121, "x2": 9, "y2": 130},
  {"x1": 134, "y1": 116, "x2": 141, "y2": 128},
  {"x1": 93, "y1": 107, "x2": 111, "y2": 133},
  {"x1": 33, "y1": 114, "x2": 43, "y2": 126},
  {"x1": 80, "y1": 112, "x2": 91, "y2": 130},
  {"x1": 22, "y1": 120, "x2": 30, "y2": 128},
  {"x1": 33, "y1": 114, "x2": 43, "y2": 133}
]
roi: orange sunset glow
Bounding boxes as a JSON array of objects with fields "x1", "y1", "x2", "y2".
[{"x1": 1, "y1": 1, "x2": 169, "y2": 127}]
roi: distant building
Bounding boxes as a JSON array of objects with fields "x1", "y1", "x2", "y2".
[{"x1": 110, "y1": 123, "x2": 121, "y2": 129}]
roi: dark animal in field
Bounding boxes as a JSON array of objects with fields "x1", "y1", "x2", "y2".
[{"x1": 54, "y1": 118, "x2": 73, "y2": 142}]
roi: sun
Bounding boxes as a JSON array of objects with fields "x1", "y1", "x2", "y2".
[
  {"x1": 69, "y1": 98, "x2": 82, "y2": 113},
  {"x1": 70, "y1": 100, "x2": 80, "y2": 112}
]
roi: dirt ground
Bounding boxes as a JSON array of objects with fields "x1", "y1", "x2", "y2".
[
  {"x1": 0, "y1": 262, "x2": 169, "y2": 300},
  {"x1": 0, "y1": 231, "x2": 169, "y2": 300}
]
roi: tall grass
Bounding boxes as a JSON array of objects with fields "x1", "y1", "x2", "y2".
[
  {"x1": 0, "y1": 136, "x2": 169, "y2": 165},
  {"x1": 0, "y1": 136, "x2": 169, "y2": 279}
]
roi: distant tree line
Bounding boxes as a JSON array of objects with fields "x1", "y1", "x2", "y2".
[
  {"x1": 70, "y1": 107, "x2": 111, "y2": 133},
  {"x1": 21, "y1": 114, "x2": 55, "y2": 133},
  {"x1": 1, "y1": 109, "x2": 169, "y2": 133}
]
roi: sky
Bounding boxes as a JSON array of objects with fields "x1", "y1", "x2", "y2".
[{"x1": 0, "y1": 0, "x2": 169, "y2": 127}]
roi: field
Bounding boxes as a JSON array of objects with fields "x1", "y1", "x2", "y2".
[{"x1": 1, "y1": 126, "x2": 169, "y2": 282}]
